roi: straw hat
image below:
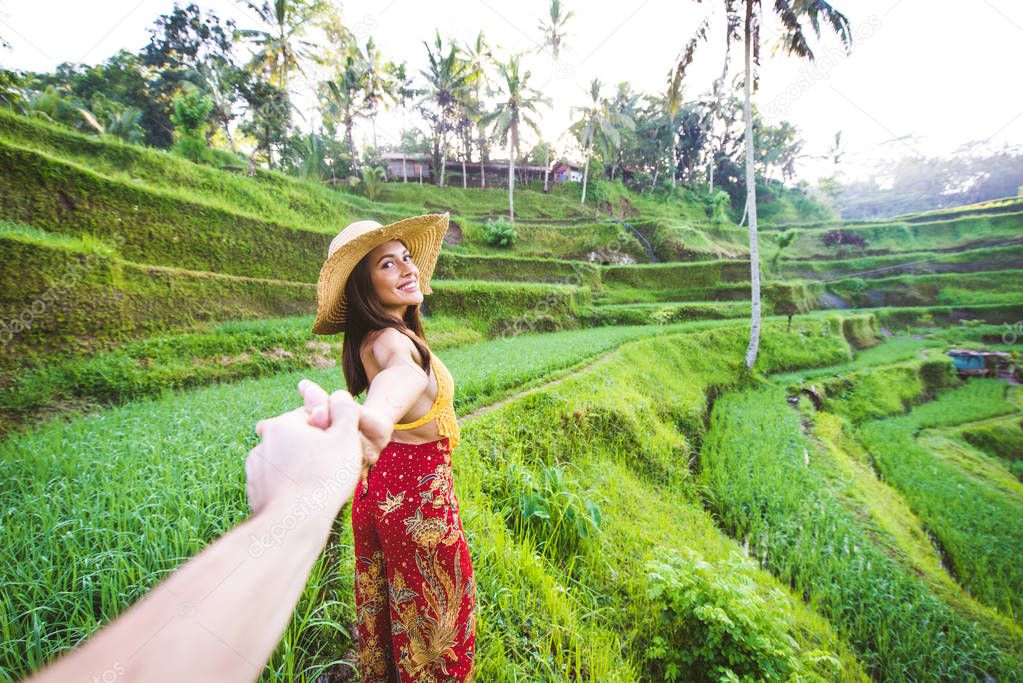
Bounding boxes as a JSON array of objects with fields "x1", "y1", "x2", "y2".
[{"x1": 311, "y1": 213, "x2": 450, "y2": 335}]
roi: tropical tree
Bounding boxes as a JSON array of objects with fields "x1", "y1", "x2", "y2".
[
  {"x1": 604, "y1": 82, "x2": 639, "y2": 181},
  {"x1": 458, "y1": 32, "x2": 491, "y2": 189},
  {"x1": 569, "y1": 79, "x2": 631, "y2": 205},
  {"x1": 236, "y1": 0, "x2": 325, "y2": 91},
  {"x1": 237, "y1": 76, "x2": 291, "y2": 172},
  {"x1": 418, "y1": 31, "x2": 473, "y2": 187},
  {"x1": 361, "y1": 37, "x2": 406, "y2": 151},
  {"x1": 170, "y1": 87, "x2": 214, "y2": 162},
  {"x1": 482, "y1": 54, "x2": 550, "y2": 222},
  {"x1": 536, "y1": 1, "x2": 574, "y2": 191},
  {"x1": 320, "y1": 45, "x2": 367, "y2": 174},
  {"x1": 674, "y1": 0, "x2": 852, "y2": 369},
  {"x1": 143, "y1": 2, "x2": 242, "y2": 149},
  {"x1": 536, "y1": 0, "x2": 574, "y2": 61}
]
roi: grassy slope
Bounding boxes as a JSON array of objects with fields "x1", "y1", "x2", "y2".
[
  {"x1": 857, "y1": 381, "x2": 1023, "y2": 621},
  {"x1": 0, "y1": 316, "x2": 872, "y2": 682},
  {"x1": 701, "y1": 384, "x2": 1021, "y2": 681}
]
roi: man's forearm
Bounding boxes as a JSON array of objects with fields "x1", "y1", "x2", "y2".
[{"x1": 27, "y1": 492, "x2": 347, "y2": 683}]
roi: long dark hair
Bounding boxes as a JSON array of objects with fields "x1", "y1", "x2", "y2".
[{"x1": 341, "y1": 239, "x2": 431, "y2": 397}]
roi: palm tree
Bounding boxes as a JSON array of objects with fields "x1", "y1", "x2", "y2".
[
  {"x1": 482, "y1": 54, "x2": 550, "y2": 222},
  {"x1": 569, "y1": 79, "x2": 630, "y2": 205},
  {"x1": 537, "y1": 0, "x2": 574, "y2": 61},
  {"x1": 419, "y1": 31, "x2": 473, "y2": 187},
  {"x1": 236, "y1": 0, "x2": 321, "y2": 91},
  {"x1": 536, "y1": 1, "x2": 574, "y2": 191},
  {"x1": 606, "y1": 82, "x2": 639, "y2": 181},
  {"x1": 320, "y1": 45, "x2": 367, "y2": 174},
  {"x1": 674, "y1": 0, "x2": 852, "y2": 369},
  {"x1": 361, "y1": 37, "x2": 403, "y2": 151},
  {"x1": 462, "y1": 31, "x2": 492, "y2": 188}
]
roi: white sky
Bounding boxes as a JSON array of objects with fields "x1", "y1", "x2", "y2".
[{"x1": 1, "y1": 0, "x2": 1021, "y2": 184}]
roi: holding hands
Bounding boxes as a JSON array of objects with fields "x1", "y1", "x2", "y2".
[{"x1": 249, "y1": 379, "x2": 394, "y2": 512}]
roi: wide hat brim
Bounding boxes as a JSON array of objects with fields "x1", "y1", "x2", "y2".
[{"x1": 311, "y1": 213, "x2": 450, "y2": 335}]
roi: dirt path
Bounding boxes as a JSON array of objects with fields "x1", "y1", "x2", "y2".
[{"x1": 457, "y1": 348, "x2": 620, "y2": 425}]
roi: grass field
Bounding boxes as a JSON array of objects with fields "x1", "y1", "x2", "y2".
[{"x1": 2, "y1": 105, "x2": 1022, "y2": 682}]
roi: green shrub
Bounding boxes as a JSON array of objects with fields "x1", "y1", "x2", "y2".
[
  {"x1": 705, "y1": 190, "x2": 732, "y2": 224},
  {"x1": 641, "y1": 546, "x2": 840, "y2": 682},
  {"x1": 483, "y1": 216, "x2": 517, "y2": 247},
  {"x1": 817, "y1": 358, "x2": 957, "y2": 423},
  {"x1": 169, "y1": 89, "x2": 213, "y2": 164},
  {"x1": 501, "y1": 462, "x2": 603, "y2": 559}
]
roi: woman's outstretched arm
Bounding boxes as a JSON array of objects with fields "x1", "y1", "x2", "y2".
[{"x1": 356, "y1": 328, "x2": 430, "y2": 470}]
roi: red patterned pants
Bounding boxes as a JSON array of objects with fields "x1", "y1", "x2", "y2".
[{"x1": 351, "y1": 437, "x2": 477, "y2": 682}]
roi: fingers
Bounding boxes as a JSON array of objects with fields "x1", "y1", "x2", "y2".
[
  {"x1": 299, "y1": 379, "x2": 331, "y2": 429},
  {"x1": 255, "y1": 406, "x2": 311, "y2": 440},
  {"x1": 325, "y1": 390, "x2": 359, "y2": 434}
]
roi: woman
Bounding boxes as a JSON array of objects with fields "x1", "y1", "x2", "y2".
[{"x1": 308, "y1": 213, "x2": 476, "y2": 682}]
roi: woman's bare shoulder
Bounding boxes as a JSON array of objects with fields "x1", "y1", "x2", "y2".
[{"x1": 363, "y1": 328, "x2": 424, "y2": 368}]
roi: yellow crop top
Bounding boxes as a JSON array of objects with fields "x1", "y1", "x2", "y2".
[{"x1": 392, "y1": 352, "x2": 460, "y2": 450}]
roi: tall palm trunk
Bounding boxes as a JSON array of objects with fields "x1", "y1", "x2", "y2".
[
  {"x1": 580, "y1": 143, "x2": 592, "y2": 205},
  {"x1": 508, "y1": 123, "x2": 517, "y2": 222},
  {"x1": 742, "y1": 0, "x2": 761, "y2": 370},
  {"x1": 344, "y1": 114, "x2": 359, "y2": 175},
  {"x1": 708, "y1": 57, "x2": 729, "y2": 195},
  {"x1": 543, "y1": 145, "x2": 550, "y2": 192}
]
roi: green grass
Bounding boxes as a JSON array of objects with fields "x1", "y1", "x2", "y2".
[
  {"x1": 578, "y1": 301, "x2": 749, "y2": 327},
  {"x1": 856, "y1": 380, "x2": 1023, "y2": 621},
  {"x1": 699, "y1": 384, "x2": 1022, "y2": 681},
  {"x1": 956, "y1": 414, "x2": 1023, "y2": 471},
  {"x1": 766, "y1": 212, "x2": 1023, "y2": 260},
  {"x1": 0, "y1": 108, "x2": 407, "y2": 232},
  {"x1": 0, "y1": 316, "x2": 867, "y2": 682},
  {"x1": 771, "y1": 335, "x2": 943, "y2": 385},
  {"x1": 824, "y1": 269, "x2": 1023, "y2": 308},
  {"x1": 776, "y1": 242, "x2": 1023, "y2": 281}
]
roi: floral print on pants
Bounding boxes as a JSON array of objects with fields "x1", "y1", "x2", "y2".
[{"x1": 351, "y1": 437, "x2": 477, "y2": 682}]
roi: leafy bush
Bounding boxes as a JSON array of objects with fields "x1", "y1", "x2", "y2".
[
  {"x1": 358, "y1": 165, "x2": 386, "y2": 201},
  {"x1": 169, "y1": 89, "x2": 213, "y2": 164},
  {"x1": 822, "y1": 229, "x2": 867, "y2": 249},
  {"x1": 705, "y1": 190, "x2": 732, "y2": 224},
  {"x1": 502, "y1": 462, "x2": 603, "y2": 559},
  {"x1": 482, "y1": 216, "x2": 517, "y2": 247},
  {"x1": 641, "y1": 546, "x2": 840, "y2": 682}
]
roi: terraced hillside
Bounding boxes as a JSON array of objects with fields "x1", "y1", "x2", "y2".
[{"x1": 1, "y1": 109, "x2": 1022, "y2": 682}]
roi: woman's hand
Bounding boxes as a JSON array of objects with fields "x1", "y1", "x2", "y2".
[
  {"x1": 357, "y1": 404, "x2": 392, "y2": 468},
  {"x1": 298, "y1": 379, "x2": 393, "y2": 486}
]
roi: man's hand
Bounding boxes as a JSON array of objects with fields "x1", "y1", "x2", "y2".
[
  {"x1": 249, "y1": 389, "x2": 362, "y2": 516},
  {"x1": 298, "y1": 379, "x2": 393, "y2": 486}
]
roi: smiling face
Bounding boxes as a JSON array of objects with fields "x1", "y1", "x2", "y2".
[{"x1": 367, "y1": 239, "x2": 422, "y2": 315}]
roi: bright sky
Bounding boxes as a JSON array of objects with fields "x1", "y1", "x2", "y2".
[{"x1": 2, "y1": 0, "x2": 1021, "y2": 184}]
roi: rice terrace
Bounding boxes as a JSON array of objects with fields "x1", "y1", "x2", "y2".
[{"x1": 0, "y1": 0, "x2": 1021, "y2": 681}]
